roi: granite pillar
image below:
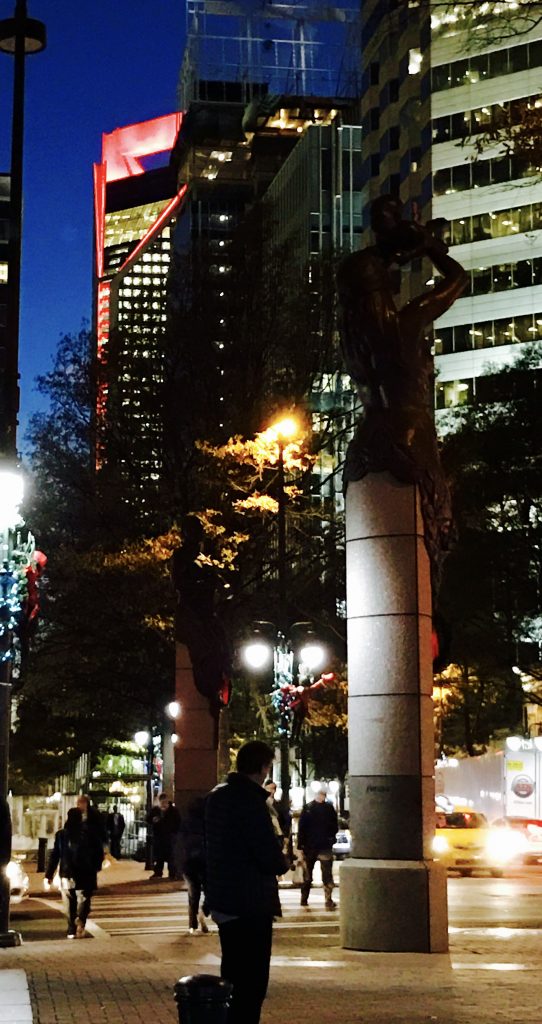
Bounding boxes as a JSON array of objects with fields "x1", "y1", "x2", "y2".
[
  {"x1": 173, "y1": 642, "x2": 218, "y2": 817},
  {"x1": 340, "y1": 473, "x2": 448, "y2": 953}
]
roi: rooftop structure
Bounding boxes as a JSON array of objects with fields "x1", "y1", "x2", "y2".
[{"x1": 180, "y1": 0, "x2": 360, "y2": 106}]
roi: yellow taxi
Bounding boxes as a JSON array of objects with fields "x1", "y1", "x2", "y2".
[{"x1": 433, "y1": 806, "x2": 522, "y2": 877}]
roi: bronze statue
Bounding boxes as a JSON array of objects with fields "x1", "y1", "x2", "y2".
[{"x1": 337, "y1": 196, "x2": 468, "y2": 592}]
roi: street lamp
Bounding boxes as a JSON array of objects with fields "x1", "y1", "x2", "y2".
[
  {"x1": 0, "y1": 461, "x2": 24, "y2": 945},
  {"x1": 241, "y1": 622, "x2": 327, "y2": 816},
  {"x1": 134, "y1": 729, "x2": 154, "y2": 870},
  {"x1": 0, "y1": 1, "x2": 46, "y2": 457}
]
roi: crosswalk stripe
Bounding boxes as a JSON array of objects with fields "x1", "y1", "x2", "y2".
[{"x1": 89, "y1": 888, "x2": 339, "y2": 938}]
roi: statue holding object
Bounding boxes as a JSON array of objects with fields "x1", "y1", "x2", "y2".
[{"x1": 336, "y1": 196, "x2": 468, "y2": 593}]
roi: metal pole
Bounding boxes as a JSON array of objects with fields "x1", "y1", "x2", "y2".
[
  {"x1": 276, "y1": 443, "x2": 290, "y2": 819},
  {"x1": 145, "y1": 731, "x2": 154, "y2": 870},
  {"x1": 277, "y1": 441, "x2": 286, "y2": 629},
  {"x1": 0, "y1": 531, "x2": 20, "y2": 945},
  {"x1": 3, "y1": 1, "x2": 25, "y2": 457}
]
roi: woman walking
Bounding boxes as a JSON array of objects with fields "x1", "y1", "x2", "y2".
[{"x1": 45, "y1": 806, "x2": 103, "y2": 938}]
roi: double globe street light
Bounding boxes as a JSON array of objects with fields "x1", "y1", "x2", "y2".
[{"x1": 243, "y1": 623, "x2": 328, "y2": 815}]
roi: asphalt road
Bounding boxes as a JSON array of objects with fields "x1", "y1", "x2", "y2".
[
  {"x1": 12, "y1": 865, "x2": 542, "y2": 945},
  {"x1": 448, "y1": 865, "x2": 542, "y2": 928}
]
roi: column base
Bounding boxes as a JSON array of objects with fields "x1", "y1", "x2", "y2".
[
  {"x1": 339, "y1": 858, "x2": 448, "y2": 953},
  {"x1": 0, "y1": 930, "x2": 22, "y2": 947}
]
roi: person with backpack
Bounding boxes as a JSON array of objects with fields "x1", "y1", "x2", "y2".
[{"x1": 44, "y1": 805, "x2": 104, "y2": 938}]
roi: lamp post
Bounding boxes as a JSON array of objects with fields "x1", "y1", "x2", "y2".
[
  {"x1": 0, "y1": 464, "x2": 24, "y2": 946},
  {"x1": 269, "y1": 416, "x2": 299, "y2": 816},
  {"x1": 134, "y1": 730, "x2": 154, "y2": 870},
  {"x1": 243, "y1": 624, "x2": 326, "y2": 815},
  {"x1": 0, "y1": 1, "x2": 45, "y2": 457}
]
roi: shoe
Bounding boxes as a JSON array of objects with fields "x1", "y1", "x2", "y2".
[
  {"x1": 149, "y1": 873, "x2": 163, "y2": 879},
  {"x1": 67, "y1": 928, "x2": 76, "y2": 939},
  {"x1": 325, "y1": 899, "x2": 336, "y2": 911},
  {"x1": 188, "y1": 927, "x2": 197, "y2": 935}
]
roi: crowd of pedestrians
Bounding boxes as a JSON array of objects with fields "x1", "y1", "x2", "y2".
[{"x1": 43, "y1": 742, "x2": 341, "y2": 1024}]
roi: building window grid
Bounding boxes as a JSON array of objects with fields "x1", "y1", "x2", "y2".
[
  {"x1": 431, "y1": 38, "x2": 542, "y2": 93},
  {"x1": 434, "y1": 311, "x2": 542, "y2": 355},
  {"x1": 432, "y1": 95, "x2": 541, "y2": 145},
  {"x1": 433, "y1": 153, "x2": 536, "y2": 195},
  {"x1": 453, "y1": 255, "x2": 542, "y2": 297},
  {"x1": 447, "y1": 202, "x2": 542, "y2": 244}
]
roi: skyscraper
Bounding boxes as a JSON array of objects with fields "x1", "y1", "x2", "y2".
[
  {"x1": 93, "y1": 113, "x2": 186, "y2": 500},
  {"x1": 359, "y1": 3, "x2": 542, "y2": 415}
]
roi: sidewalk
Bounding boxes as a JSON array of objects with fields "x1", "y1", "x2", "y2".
[{"x1": 2, "y1": 859, "x2": 542, "y2": 1023}]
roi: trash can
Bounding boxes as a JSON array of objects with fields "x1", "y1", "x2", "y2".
[
  {"x1": 37, "y1": 837, "x2": 48, "y2": 873},
  {"x1": 174, "y1": 974, "x2": 232, "y2": 1024}
]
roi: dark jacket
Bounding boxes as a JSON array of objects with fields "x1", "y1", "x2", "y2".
[
  {"x1": 297, "y1": 799, "x2": 338, "y2": 854},
  {"x1": 46, "y1": 823, "x2": 103, "y2": 891},
  {"x1": 205, "y1": 773, "x2": 288, "y2": 918}
]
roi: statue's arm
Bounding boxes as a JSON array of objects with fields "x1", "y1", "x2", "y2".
[{"x1": 401, "y1": 235, "x2": 468, "y2": 332}]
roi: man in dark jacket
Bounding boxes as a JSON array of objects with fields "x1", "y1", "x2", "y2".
[
  {"x1": 297, "y1": 785, "x2": 338, "y2": 909},
  {"x1": 205, "y1": 740, "x2": 288, "y2": 1024}
]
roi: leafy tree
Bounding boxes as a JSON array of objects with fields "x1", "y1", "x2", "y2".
[{"x1": 438, "y1": 350, "x2": 542, "y2": 751}]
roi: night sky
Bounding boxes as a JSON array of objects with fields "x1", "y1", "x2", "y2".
[{"x1": 0, "y1": 1, "x2": 185, "y2": 446}]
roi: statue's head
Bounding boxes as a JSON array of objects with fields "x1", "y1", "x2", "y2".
[
  {"x1": 370, "y1": 195, "x2": 404, "y2": 237},
  {"x1": 370, "y1": 194, "x2": 426, "y2": 263}
]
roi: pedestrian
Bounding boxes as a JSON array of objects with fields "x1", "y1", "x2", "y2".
[
  {"x1": 205, "y1": 739, "x2": 288, "y2": 1024},
  {"x1": 76, "y1": 794, "x2": 108, "y2": 849},
  {"x1": 297, "y1": 785, "x2": 338, "y2": 910},
  {"x1": 106, "y1": 804, "x2": 125, "y2": 859},
  {"x1": 149, "y1": 793, "x2": 181, "y2": 879},
  {"x1": 264, "y1": 779, "x2": 290, "y2": 858},
  {"x1": 181, "y1": 797, "x2": 209, "y2": 934},
  {"x1": 44, "y1": 807, "x2": 104, "y2": 938}
]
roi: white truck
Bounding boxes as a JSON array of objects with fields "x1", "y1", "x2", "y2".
[{"x1": 435, "y1": 736, "x2": 542, "y2": 822}]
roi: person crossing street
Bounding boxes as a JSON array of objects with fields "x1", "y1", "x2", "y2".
[{"x1": 297, "y1": 785, "x2": 338, "y2": 910}]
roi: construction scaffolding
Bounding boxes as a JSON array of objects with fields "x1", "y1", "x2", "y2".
[{"x1": 179, "y1": 0, "x2": 360, "y2": 105}]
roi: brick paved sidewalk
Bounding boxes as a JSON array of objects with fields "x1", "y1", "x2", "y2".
[
  {"x1": 3, "y1": 918, "x2": 542, "y2": 1024},
  {"x1": 3, "y1": 860, "x2": 542, "y2": 1024}
]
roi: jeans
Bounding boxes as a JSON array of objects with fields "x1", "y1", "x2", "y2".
[
  {"x1": 300, "y1": 849, "x2": 334, "y2": 902},
  {"x1": 61, "y1": 887, "x2": 92, "y2": 930},
  {"x1": 184, "y1": 855, "x2": 206, "y2": 930},
  {"x1": 218, "y1": 913, "x2": 273, "y2": 1024}
]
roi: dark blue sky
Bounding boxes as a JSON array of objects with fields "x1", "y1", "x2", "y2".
[{"x1": 0, "y1": 1, "x2": 185, "y2": 444}]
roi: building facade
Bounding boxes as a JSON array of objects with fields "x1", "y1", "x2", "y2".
[
  {"x1": 93, "y1": 113, "x2": 186, "y2": 500},
  {"x1": 358, "y1": 2, "x2": 542, "y2": 414}
]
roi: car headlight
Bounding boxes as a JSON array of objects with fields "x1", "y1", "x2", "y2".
[
  {"x1": 433, "y1": 835, "x2": 449, "y2": 854},
  {"x1": 486, "y1": 829, "x2": 526, "y2": 863},
  {"x1": 4, "y1": 861, "x2": 18, "y2": 883}
]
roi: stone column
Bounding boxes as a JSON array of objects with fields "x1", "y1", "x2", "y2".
[
  {"x1": 340, "y1": 473, "x2": 448, "y2": 953},
  {"x1": 174, "y1": 642, "x2": 218, "y2": 817}
]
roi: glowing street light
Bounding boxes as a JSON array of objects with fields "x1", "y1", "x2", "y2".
[
  {"x1": 299, "y1": 643, "x2": 325, "y2": 672},
  {"x1": 166, "y1": 701, "x2": 181, "y2": 719},
  {"x1": 242, "y1": 641, "x2": 272, "y2": 671},
  {"x1": 242, "y1": 622, "x2": 328, "y2": 815}
]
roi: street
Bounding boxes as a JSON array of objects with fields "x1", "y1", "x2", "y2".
[{"x1": 12, "y1": 864, "x2": 542, "y2": 947}]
